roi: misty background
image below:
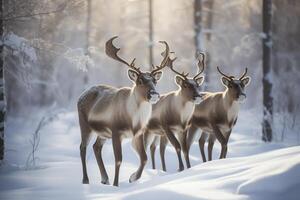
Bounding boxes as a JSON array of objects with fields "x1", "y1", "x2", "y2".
[
  {"x1": 1, "y1": 1, "x2": 300, "y2": 199},
  {"x1": 2, "y1": 0, "x2": 300, "y2": 144}
]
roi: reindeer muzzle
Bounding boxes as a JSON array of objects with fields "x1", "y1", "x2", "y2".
[
  {"x1": 148, "y1": 90, "x2": 160, "y2": 104},
  {"x1": 193, "y1": 94, "x2": 202, "y2": 104},
  {"x1": 238, "y1": 93, "x2": 246, "y2": 103}
]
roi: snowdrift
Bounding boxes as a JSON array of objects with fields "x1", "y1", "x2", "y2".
[{"x1": 0, "y1": 112, "x2": 299, "y2": 200}]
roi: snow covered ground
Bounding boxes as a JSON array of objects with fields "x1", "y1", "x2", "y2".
[{"x1": 0, "y1": 109, "x2": 299, "y2": 200}]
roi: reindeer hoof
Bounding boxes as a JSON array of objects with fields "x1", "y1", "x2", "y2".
[
  {"x1": 101, "y1": 179, "x2": 110, "y2": 185},
  {"x1": 177, "y1": 167, "x2": 184, "y2": 172},
  {"x1": 82, "y1": 178, "x2": 89, "y2": 184},
  {"x1": 129, "y1": 172, "x2": 139, "y2": 183}
]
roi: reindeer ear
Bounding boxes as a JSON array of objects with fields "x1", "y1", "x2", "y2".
[
  {"x1": 128, "y1": 69, "x2": 139, "y2": 82},
  {"x1": 195, "y1": 76, "x2": 204, "y2": 86},
  {"x1": 241, "y1": 76, "x2": 251, "y2": 86},
  {"x1": 221, "y1": 77, "x2": 231, "y2": 87},
  {"x1": 175, "y1": 75, "x2": 184, "y2": 86},
  {"x1": 152, "y1": 71, "x2": 163, "y2": 82}
]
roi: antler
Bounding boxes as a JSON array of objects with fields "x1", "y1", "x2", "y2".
[
  {"x1": 193, "y1": 52, "x2": 205, "y2": 80},
  {"x1": 217, "y1": 66, "x2": 234, "y2": 80},
  {"x1": 151, "y1": 41, "x2": 170, "y2": 74},
  {"x1": 105, "y1": 36, "x2": 141, "y2": 73},
  {"x1": 239, "y1": 68, "x2": 248, "y2": 80},
  {"x1": 167, "y1": 54, "x2": 189, "y2": 80}
]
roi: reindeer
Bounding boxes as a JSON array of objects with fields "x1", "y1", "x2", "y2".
[
  {"x1": 144, "y1": 53, "x2": 205, "y2": 172},
  {"x1": 184, "y1": 67, "x2": 251, "y2": 165},
  {"x1": 77, "y1": 36, "x2": 169, "y2": 186}
]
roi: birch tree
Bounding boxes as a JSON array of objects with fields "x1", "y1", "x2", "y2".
[
  {"x1": 262, "y1": 0, "x2": 273, "y2": 142},
  {"x1": 194, "y1": 0, "x2": 203, "y2": 54},
  {"x1": 84, "y1": 0, "x2": 92, "y2": 85},
  {"x1": 0, "y1": 0, "x2": 4, "y2": 161},
  {"x1": 148, "y1": 0, "x2": 153, "y2": 70}
]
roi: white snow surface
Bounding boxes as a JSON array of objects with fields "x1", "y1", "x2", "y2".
[{"x1": 0, "y1": 109, "x2": 299, "y2": 200}]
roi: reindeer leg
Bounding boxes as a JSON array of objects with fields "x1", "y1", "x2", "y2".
[
  {"x1": 112, "y1": 132, "x2": 122, "y2": 186},
  {"x1": 185, "y1": 124, "x2": 198, "y2": 167},
  {"x1": 208, "y1": 134, "x2": 216, "y2": 161},
  {"x1": 165, "y1": 128, "x2": 184, "y2": 172},
  {"x1": 129, "y1": 133, "x2": 148, "y2": 183},
  {"x1": 160, "y1": 136, "x2": 168, "y2": 171},
  {"x1": 181, "y1": 130, "x2": 191, "y2": 168},
  {"x1": 150, "y1": 138, "x2": 157, "y2": 169},
  {"x1": 93, "y1": 137, "x2": 109, "y2": 185},
  {"x1": 223, "y1": 131, "x2": 232, "y2": 158},
  {"x1": 143, "y1": 130, "x2": 156, "y2": 169},
  {"x1": 79, "y1": 112, "x2": 92, "y2": 184},
  {"x1": 223, "y1": 147, "x2": 228, "y2": 159},
  {"x1": 186, "y1": 124, "x2": 198, "y2": 148},
  {"x1": 199, "y1": 132, "x2": 208, "y2": 162},
  {"x1": 221, "y1": 145, "x2": 227, "y2": 159},
  {"x1": 211, "y1": 124, "x2": 226, "y2": 160},
  {"x1": 80, "y1": 143, "x2": 89, "y2": 184}
]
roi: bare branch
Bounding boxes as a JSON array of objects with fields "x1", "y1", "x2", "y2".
[{"x1": 2, "y1": 1, "x2": 68, "y2": 21}]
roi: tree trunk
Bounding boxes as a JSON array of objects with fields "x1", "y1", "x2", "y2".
[
  {"x1": 262, "y1": 0, "x2": 273, "y2": 142},
  {"x1": 148, "y1": 0, "x2": 153, "y2": 70},
  {"x1": 194, "y1": 0, "x2": 203, "y2": 54},
  {"x1": 0, "y1": 0, "x2": 5, "y2": 161},
  {"x1": 194, "y1": 0, "x2": 205, "y2": 88},
  {"x1": 203, "y1": 0, "x2": 214, "y2": 89},
  {"x1": 84, "y1": 0, "x2": 92, "y2": 85}
]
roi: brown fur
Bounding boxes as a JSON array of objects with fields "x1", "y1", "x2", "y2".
[
  {"x1": 185, "y1": 91, "x2": 238, "y2": 162},
  {"x1": 78, "y1": 83, "x2": 154, "y2": 186},
  {"x1": 144, "y1": 87, "x2": 202, "y2": 171},
  {"x1": 185, "y1": 71, "x2": 251, "y2": 164},
  {"x1": 79, "y1": 36, "x2": 169, "y2": 186}
]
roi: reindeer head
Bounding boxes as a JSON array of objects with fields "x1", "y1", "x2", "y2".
[
  {"x1": 217, "y1": 66, "x2": 251, "y2": 102},
  {"x1": 105, "y1": 36, "x2": 170, "y2": 104},
  {"x1": 167, "y1": 52, "x2": 205, "y2": 104}
]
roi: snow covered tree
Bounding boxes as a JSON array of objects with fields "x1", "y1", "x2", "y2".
[
  {"x1": 194, "y1": 0, "x2": 203, "y2": 55},
  {"x1": 194, "y1": 0, "x2": 204, "y2": 90},
  {"x1": 202, "y1": 0, "x2": 214, "y2": 89},
  {"x1": 148, "y1": 0, "x2": 153, "y2": 69},
  {"x1": 194, "y1": 0, "x2": 216, "y2": 90},
  {"x1": 0, "y1": 0, "x2": 4, "y2": 161},
  {"x1": 84, "y1": 0, "x2": 92, "y2": 85},
  {"x1": 262, "y1": 0, "x2": 273, "y2": 142}
]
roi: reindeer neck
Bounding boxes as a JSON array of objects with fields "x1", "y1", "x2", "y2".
[
  {"x1": 223, "y1": 89, "x2": 239, "y2": 114},
  {"x1": 128, "y1": 85, "x2": 152, "y2": 130},
  {"x1": 131, "y1": 85, "x2": 140, "y2": 104},
  {"x1": 175, "y1": 89, "x2": 195, "y2": 124},
  {"x1": 130, "y1": 85, "x2": 147, "y2": 107},
  {"x1": 175, "y1": 89, "x2": 187, "y2": 106},
  {"x1": 175, "y1": 89, "x2": 195, "y2": 109},
  {"x1": 223, "y1": 89, "x2": 236, "y2": 108}
]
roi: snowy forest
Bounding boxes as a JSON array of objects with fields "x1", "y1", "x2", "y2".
[{"x1": 0, "y1": 0, "x2": 300, "y2": 200}]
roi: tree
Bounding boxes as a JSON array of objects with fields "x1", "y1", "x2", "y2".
[
  {"x1": 202, "y1": 0, "x2": 214, "y2": 89},
  {"x1": 194, "y1": 0, "x2": 203, "y2": 54},
  {"x1": 84, "y1": 0, "x2": 92, "y2": 85},
  {"x1": 0, "y1": 0, "x2": 78, "y2": 161},
  {"x1": 0, "y1": 0, "x2": 4, "y2": 161},
  {"x1": 194, "y1": 0, "x2": 215, "y2": 89},
  {"x1": 262, "y1": 0, "x2": 273, "y2": 142},
  {"x1": 148, "y1": 0, "x2": 153, "y2": 69}
]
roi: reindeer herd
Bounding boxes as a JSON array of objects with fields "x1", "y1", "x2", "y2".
[{"x1": 77, "y1": 36, "x2": 251, "y2": 186}]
